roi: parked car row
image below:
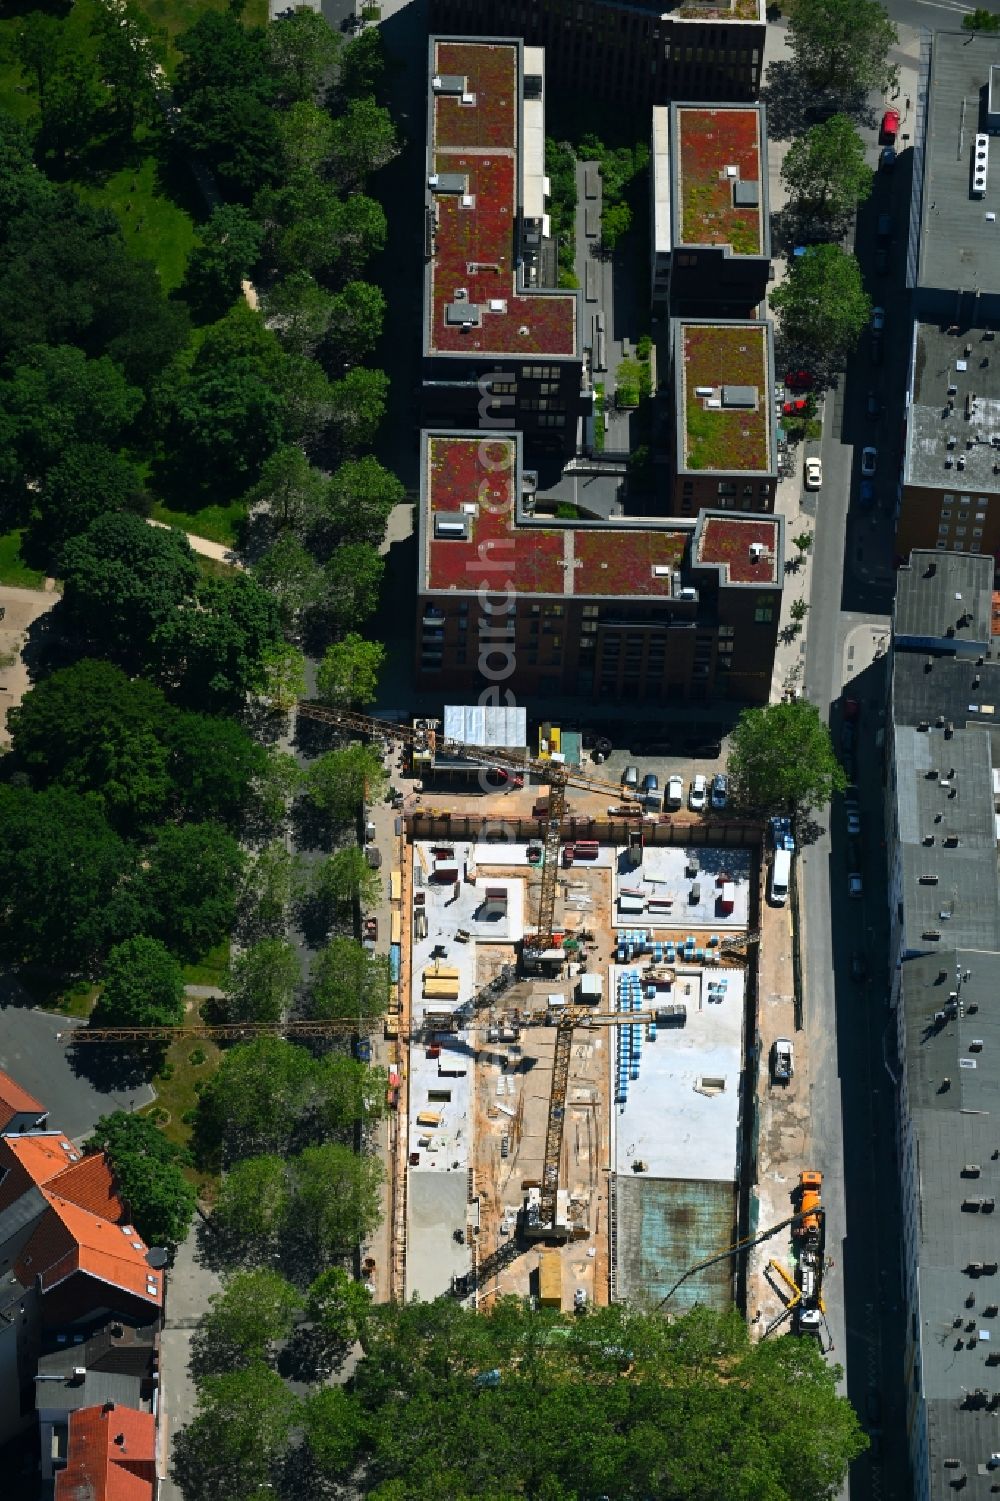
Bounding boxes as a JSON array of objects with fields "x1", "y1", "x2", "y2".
[{"x1": 622, "y1": 768, "x2": 728, "y2": 813}]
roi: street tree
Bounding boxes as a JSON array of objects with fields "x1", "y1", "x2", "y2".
[
  {"x1": 170, "y1": 1363, "x2": 298, "y2": 1501},
  {"x1": 163, "y1": 710, "x2": 269, "y2": 827},
  {"x1": 221, "y1": 939, "x2": 300, "y2": 1024},
  {"x1": 789, "y1": 598, "x2": 810, "y2": 622},
  {"x1": 211, "y1": 1153, "x2": 290, "y2": 1238},
  {"x1": 304, "y1": 745, "x2": 386, "y2": 827},
  {"x1": 92, "y1": 936, "x2": 185, "y2": 1030},
  {"x1": 262, "y1": 272, "x2": 337, "y2": 358},
  {"x1": 727, "y1": 699, "x2": 845, "y2": 815},
  {"x1": 315, "y1": 633, "x2": 384, "y2": 707},
  {"x1": 301, "y1": 1385, "x2": 367, "y2": 1478},
  {"x1": 332, "y1": 1300, "x2": 866, "y2": 1500},
  {"x1": 325, "y1": 278, "x2": 386, "y2": 366},
  {"x1": 288, "y1": 1143, "x2": 383, "y2": 1267},
  {"x1": 315, "y1": 846, "x2": 381, "y2": 916},
  {"x1": 29, "y1": 444, "x2": 147, "y2": 565},
  {"x1": 193, "y1": 1270, "x2": 301, "y2": 1375},
  {"x1": 243, "y1": 442, "x2": 330, "y2": 535},
  {"x1": 327, "y1": 190, "x2": 387, "y2": 279},
  {"x1": 601, "y1": 199, "x2": 632, "y2": 250},
  {"x1": 196, "y1": 1037, "x2": 323, "y2": 1163},
  {"x1": 276, "y1": 99, "x2": 335, "y2": 179},
  {"x1": 60, "y1": 512, "x2": 198, "y2": 661},
  {"x1": 0, "y1": 786, "x2": 127, "y2": 968},
  {"x1": 328, "y1": 365, "x2": 388, "y2": 450},
  {"x1": 328, "y1": 95, "x2": 398, "y2": 188},
  {"x1": 307, "y1": 938, "x2": 390, "y2": 1021},
  {"x1": 249, "y1": 752, "x2": 305, "y2": 832},
  {"x1": 182, "y1": 204, "x2": 264, "y2": 320},
  {"x1": 322, "y1": 540, "x2": 384, "y2": 625},
  {"x1": 259, "y1": 642, "x2": 308, "y2": 713},
  {"x1": 786, "y1": 0, "x2": 898, "y2": 98},
  {"x1": 253, "y1": 534, "x2": 325, "y2": 625},
  {"x1": 266, "y1": 6, "x2": 340, "y2": 103},
  {"x1": 304, "y1": 1266, "x2": 371, "y2": 1354},
  {"x1": 322, "y1": 454, "x2": 403, "y2": 545},
  {"x1": 965, "y1": 8, "x2": 1000, "y2": 29},
  {"x1": 769, "y1": 243, "x2": 870, "y2": 363},
  {"x1": 780, "y1": 116, "x2": 872, "y2": 226},
  {"x1": 85, "y1": 1111, "x2": 195, "y2": 1250},
  {"x1": 281, "y1": 350, "x2": 335, "y2": 445},
  {"x1": 332, "y1": 28, "x2": 386, "y2": 103},
  {"x1": 793, "y1": 531, "x2": 814, "y2": 561},
  {"x1": 138, "y1": 821, "x2": 245, "y2": 961},
  {"x1": 241, "y1": 837, "x2": 304, "y2": 935}
]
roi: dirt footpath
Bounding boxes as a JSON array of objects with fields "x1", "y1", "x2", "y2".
[{"x1": 0, "y1": 584, "x2": 59, "y2": 747}]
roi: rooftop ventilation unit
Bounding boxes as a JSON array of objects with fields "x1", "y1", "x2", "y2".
[
  {"x1": 749, "y1": 542, "x2": 765, "y2": 561},
  {"x1": 973, "y1": 134, "x2": 990, "y2": 200}
]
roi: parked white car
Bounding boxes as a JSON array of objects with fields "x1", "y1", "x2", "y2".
[
  {"x1": 666, "y1": 775, "x2": 683, "y2": 810},
  {"x1": 688, "y1": 774, "x2": 707, "y2": 812},
  {"x1": 804, "y1": 456, "x2": 822, "y2": 490}
]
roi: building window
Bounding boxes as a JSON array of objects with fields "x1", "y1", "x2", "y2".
[
  {"x1": 955, "y1": 527, "x2": 967, "y2": 538},
  {"x1": 719, "y1": 625, "x2": 735, "y2": 638},
  {"x1": 754, "y1": 606, "x2": 773, "y2": 623},
  {"x1": 935, "y1": 541, "x2": 948, "y2": 550},
  {"x1": 971, "y1": 542, "x2": 981, "y2": 552},
  {"x1": 973, "y1": 527, "x2": 983, "y2": 538},
  {"x1": 942, "y1": 493, "x2": 954, "y2": 504},
  {"x1": 978, "y1": 496, "x2": 989, "y2": 506},
  {"x1": 938, "y1": 524, "x2": 950, "y2": 536}
]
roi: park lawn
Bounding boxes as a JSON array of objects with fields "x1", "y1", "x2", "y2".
[
  {"x1": 0, "y1": 529, "x2": 49, "y2": 590},
  {"x1": 181, "y1": 938, "x2": 230, "y2": 988},
  {"x1": 138, "y1": 0, "x2": 268, "y2": 71},
  {"x1": 152, "y1": 497, "x2": 245, "y2": 549},
  {"x1": 76, "y1": 152, "x2": 197, "y2": 293}
]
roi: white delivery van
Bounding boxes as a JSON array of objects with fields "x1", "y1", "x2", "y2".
[{"x1": 769, "y1": 847, "x2": 791, "y2": 906}]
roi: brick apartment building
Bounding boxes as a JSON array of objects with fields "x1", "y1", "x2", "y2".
[
  {"x1": 651, "y1": 102, "x2": 770, "y2": 316},
  {"x1": 428, "y1": 0, "x2": 766, "y2": 107},
  {"x1": 417, "y1": 429, "x2": 782, "y2": 702},
  {"x1": 422, "y1": 37, "x2": 588, "y2": 456},
  {"x1": 670, "y1": 317, "x2": 777, "y2": 514}
]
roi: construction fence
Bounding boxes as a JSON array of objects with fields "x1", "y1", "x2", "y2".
[{"x1": 405, "y1": 812, "x2": 763, "y2": 848}]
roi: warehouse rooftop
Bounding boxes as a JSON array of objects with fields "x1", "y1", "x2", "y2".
[{"x1": 426, "y1": 38, "x2": 577, "y2": 359}]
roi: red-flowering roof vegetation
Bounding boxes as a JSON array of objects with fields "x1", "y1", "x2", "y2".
[
  {"x1": 426, "y1": 438, "x2": 689, "y2": 597},
  {"x1": 678, "y1": 108, "x2": 762, "y2": 254},
  {"x1": 699, "y1": 516, "x2": 779, "y2": 582},
  {"x1": 682, "y1": 323, "x2": 770, "y2": 473},
  {"x1": 428, "y1": 43, "x2": 575, "y2": 357},
  {"x1": 434, "y1": 41, "x2": 516, "y2": 150}
]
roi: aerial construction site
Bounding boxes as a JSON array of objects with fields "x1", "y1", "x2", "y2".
[{"x1": 346, "y1": 707, "x2": 830, "y2": 1340}]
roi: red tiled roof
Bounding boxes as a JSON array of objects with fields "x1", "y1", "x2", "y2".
[
  {"x1": 50, "y1": 1154, "x2": 121, "y2": 1219},
  {"x1": 699, "y1": 516, "x2": 780, "y2": 583},
  {"x1": 425, "y1": 436, "x2": 688, "y2": 598},
  {"x1": 429, "y1": 41, "x2": 575, "y2": 358},
  {"x1": 0, "y1": 1070, "x2": 45, "y2": 1131},
  {"x1": 55, "y1": 1403, "x2": 155, "y2": 1501},
  {"x1": 35, "y1": 1194, "x2": 162, "y2": 1305},
  {"x1": 3, "y1": 1133, "x2": 83, "y2": 1186},
  {"x1": 677, "y1": 107, "x2": 762, "y2": 254}
]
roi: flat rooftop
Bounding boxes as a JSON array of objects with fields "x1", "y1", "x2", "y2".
[
  {"x1": 611, "y1": 845, "x2": 752, "y2": 931},
  {"x1": 916, "y1": 30, "x2": 1000, "y2": 298},
  {"x1": 674, "y1": 105, "x2": 765, "y2": 256},
  {"x1": 675, "y1": 0, "x2": 763, "y2": 19},
  {"x1": 698, "y1": 515, "x2": 780, "y2": 583},
  {"x1": 894, "y1": 549, "x2": 994, "y2": 646},
  {"x1": 905, "y1": 322, "x2": 1000, "y2": 493},
  {"x1": 676, "y1": 321, "x2": 773, "y2": 474},
  {"x1": 422, "y1": 433, "x2": 690, "y2": 597},
  {"x1": 427, "y1": 39, "x2": 576, "y2": 359}
]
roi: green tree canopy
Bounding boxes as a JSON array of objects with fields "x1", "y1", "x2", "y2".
[
  {"x1": 138, "y1": 821, "x2": 244, "y2": 960},
  {"x1": 315, "y1": 845, "x2": 381, "y2": 916},
  {"x1": 304, "y1": 744, "x2": 386, "y2": 826},
  {"x1": 786, "y1": 0, "x2": 898, "y2": 96},
  {"x1": 276, "y1": 98, "x2": 335, "y2": 179},
  {"x1": 91, "y1": 0, "x2": 162, "y2": 136},
  {"x1": 288, "y1": 1142, "x2": 383, "y2": 1266},
  {"x1": 266, "y1": 6, "x2": 341, "y2": 103},
  {"x1": 92, "y1": 936, "x2": 185, "y2": 1029},
  {"x1": 964, "y1": 8, "x2": 1000, "y2": 30},
  {"x1": 780, "y1": 115, "x2": 872, "y2": 226},
  {"x1": 171, "y1": 1363, "x2": 298, "y2": 1501},
  {"x1": 163, "y1": 709, "x2": 269, "y2": 826},
  {"x1": 0, "y1": 343, "x2": 142, "y2": 482},
  {"x1": 304, "y1": 1266, "x2": 371, "y2": 1354},
  {"x1": 0, "y1": 786, "x2": 127, "y2": 967},
  {"x1": 193, "y1": 1270, "x2": 301, "y2": 1375},
  {"x1": 727, "y1": 699, "x2": 845, "y2": 815},
  {"x1": 327, "y1": 94, "x2": 398, "y2": 188},
  {"x1": 253, "y1": 534, "x2": 324, "y2": 626},
  {"x1": 769, "y1": 243, "x2": 870, "y2": 362},
  {"x1": 213, "y1": 1152, "x2": 291, "y2": 1240},
  {"x1": 323, "y1": 1300, "x2": 866, "y2": 1499},
  {"x1": 242, "y1": 838, "x2": 303, "y2": 936},
  {"x1": 316, "y1": 632, "x2": 384, "y2": 707},
  {"x1": 243, "y1": 442, "x2": 330, "y2": 534},
  {"x1": 59, "y1": 512, "x2": 199, "y2": 661},
  {"x1": 322, "y1": 454, "x2": 403, "y2": 545},
  {"x1": 221, "y1": 938, "x2": 300, "y2": 1024},
  {"x1": 262, "y1": 272, "x2": 338, "y2": 358},
  {"x1": 173, "y1": 12, "x2": 280, "y2": 199},
  {"x1": 182, "y1": 204, "x2": 264, "y2": 320},
  {"x1": 333, "y1": 28, "x2": 386, "y2": 103},
  {"x1": 322, "y1": 540, "x2": 384, "y2": 625},
  {"x1": 328, "y1": 363, "x2": 388, "y2": 451},
  {"x1": 29, "y1": 443, "x2": 148, "y2": 565},
  {"x1": 307, "y1": 938, "x2": 389, "y2": 1021},
  {"x1": 85, "y1": 1110, "x2": 195, "y2": 1250},
  {"x1": 325, "y1": 278, "x2": 386, "y2": 367},
  {"x1": 152, "y1": 571, "x2": 283, "y2": 712}
]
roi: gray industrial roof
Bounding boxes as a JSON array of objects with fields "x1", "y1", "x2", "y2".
[
  {"x1": 916, "y1": 31, "x2": 1000, "y2": 299},
  {"x1": 34, "y1": 1368, "x2": 143, "y2": 1414},
  {"x1": 904, "y1": 322, "x2": 1000, "y2": 493},
  {"x1": 900, "y1": 952, "x2": 1000, "y2": 1491},
  {"x1": 891, "y1": 654, "x2": 1000, "y2": 741},
  {"x1": 893, "y1": 725, "x2": 1000, "y2": 953},
  {"x1": 895, "y1": 550, "x2": 994, "y2": 648}
]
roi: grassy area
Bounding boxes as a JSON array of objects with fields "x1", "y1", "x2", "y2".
[
  {"x1": 152, "y1": 498, "x2": 244, "y2": 548},
  {"x1": 15, "y1": 972, "x2": 99, "y2": 1019},
  {"x1": 0, "y1": 529, "x2": 49, "y2": 589},
  {"x1": 138, "y1": 0, "x2": 268, "y2": 71},
  {"x1": 76, "y1": 152, "x2": 197, "y2": 293},
  {"x1": 182, "y1": 938, "x2": 230, "y2": 988},
  {"x1": 140, "y1": 997, "x2": 221, "y2": 1198}
]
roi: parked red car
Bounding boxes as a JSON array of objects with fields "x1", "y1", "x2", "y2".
[
  {"x1": 782, "y1": 398, "x2": 808, "y2": 415},
  {"x1": 880, "y1": 108, "x2": 900, "y2": 143}
]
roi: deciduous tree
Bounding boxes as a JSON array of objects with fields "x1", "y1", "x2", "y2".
[
  {"x1": 91, "y1": 0, "x2": 162, "y2": 135},
  {"x1": 93, "y1": 936, "x2": 185, "y2": 1029},
  {"x1": 85, "y1": 1111, "x2": 195, "y2": 1250},
  {"x1": 304, "y1": 1266, "x2": 371, "y2": 1353},
  {"x1": 221, "y1": 939, "x2": 300, "y2": 1024},
  {"x1": 171, "y1": 1363, "x2": 298, "y2": 1501},
  {"x1": 325, "y1": 278, "x2": 386, "y2": 366},
  {"x1": 266, "y1": 6, "x2": 340, "y2": 103},
  {"x1": 173, "y1": 12, "x2": 280, "y2": 199},
  {"x1": 153, "y1": 573, "x2": 283, "y2": 712},
  {"x1": 60, "y1": 512, "x2": 198, "y2": 660},
  {"x1": 328, "y1": 95, "x2": 398, "y2": 188},
  {"x1": 193, "y1": 1270, "x2": 301, "y2": 1375},
  {"x1": 243, "y1": 442, "x2": 329, "y2": 534},
  {"x1": 322, "y1": 540, "x2": 384, "y2": 625},
  {"x1": 786, "y1": 0, "x2": 898, "y2": 97},
  {"x1": 316, "y1": 632, "x2": 384, "y2": 707},
  {"x1": 329, "y1": 365, "x2": 388, "y2": 450},
  {"x1": 1, "y1": 344, "x2": 142, "y2": 481},
  {"x1": 307, "y1": 938, "x2": 389, "y2": 1021},
  {"x1": 727, "y1": 699, "x2": 845, "y2": 815},
  {"x1": 29, "y1": 444, "x2": 147, "y2": 565},
  {"x1": 183, "y1": 204, "x2": 264, "y2": 320},
  {"x1": 332, "y1": 28, "x2": 386, "y2": 103},
  {"x1": 322, "y1": 454, "x2": 403, "y2": 545},
  {"x1": 315, "y1": 845, "x2": 380, "y2": 915},
  {"x1": 769, "y1": 243, "x2": 870, "y2": 362},
  {"x1": 138, "y1": 821, "x2": 244, "y2": 960},
  {"x1": 288, "y1": 1143, "x2": 383, "y2": 1264},
  {"x1": 304, "y1": 745, "x2": 386, "y2": 827},
  {"x1": 212, "y1": 1152, "x2": 290, "y2": 1236},
  {"x1": 780, "y1": 116, "x2": 872, "y2": 226},
  {"x1": 262, "y1": 272, "x2": 337, "y2": 358}
]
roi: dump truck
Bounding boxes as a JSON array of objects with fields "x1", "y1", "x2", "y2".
[{"x1": 793, "y1": 1169, "x2": 823, "y2": 1240}]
